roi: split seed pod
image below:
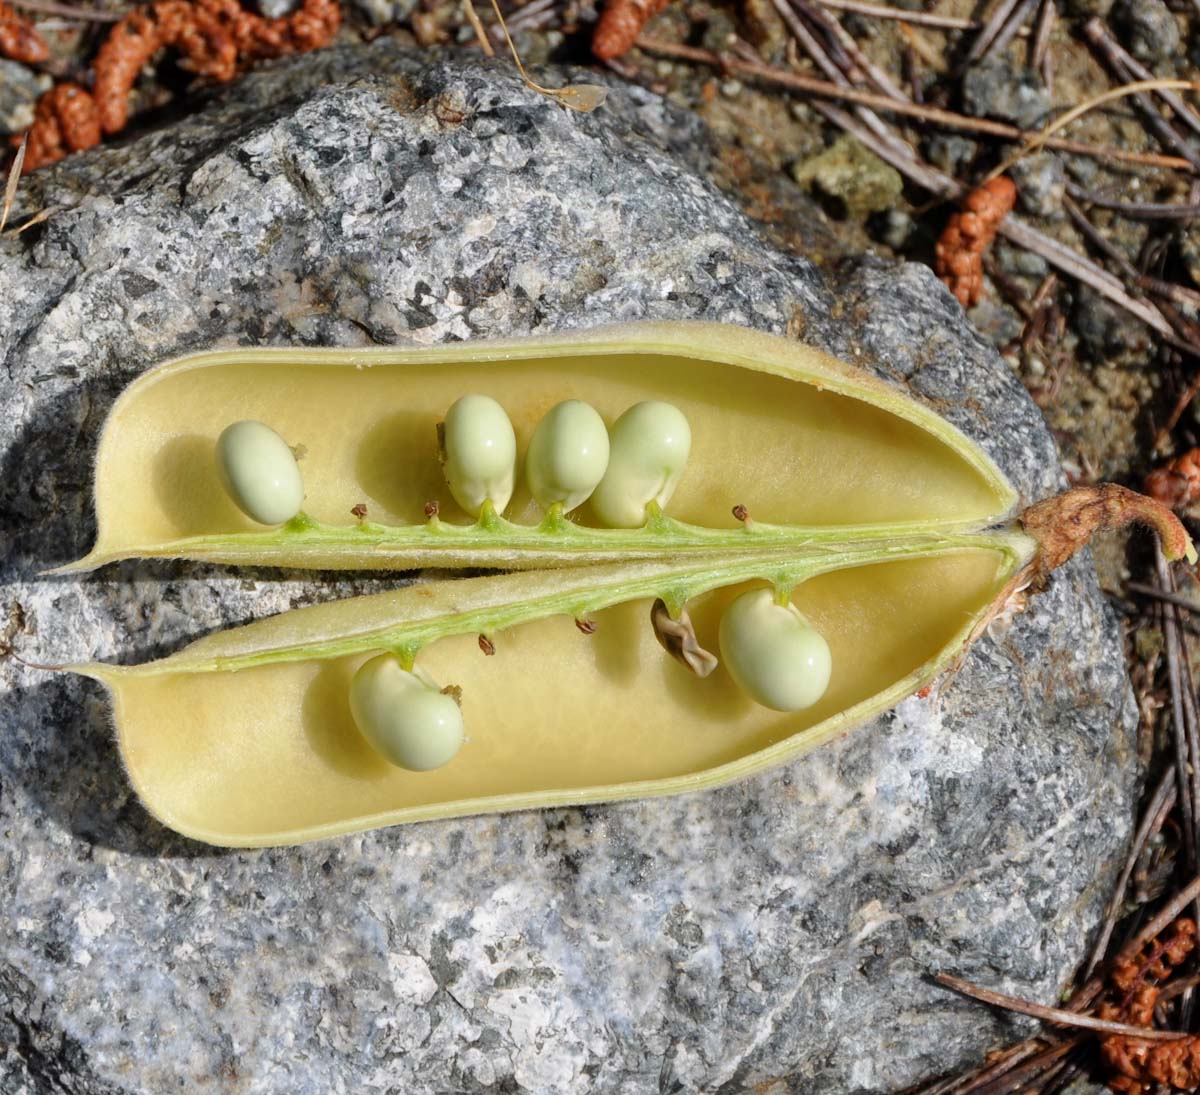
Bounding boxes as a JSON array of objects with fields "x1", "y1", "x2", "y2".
[{"x1": 61, "y1": 322, "x2": 1194, "y2": 846}]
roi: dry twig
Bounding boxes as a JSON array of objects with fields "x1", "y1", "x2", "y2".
[
  {"x1": 10, "y1": 0, "x2": 124, "y2": 20},
  {"x1": 935, "y1": 972, "x2": 1189, "y2": 1041},
  {"x1": 634, "y1": 38, "x2": 1196, "y2": 173},
  {"x1": 1082, "y1": 18, "x2": 1200, "y2": 146},
  {"x1": 812, "y1": 0, "x2": 989, "y2": 32}
]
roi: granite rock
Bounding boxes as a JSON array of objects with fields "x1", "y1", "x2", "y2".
[
  {"x1": 0, "y1": 43, "x2": 1137, "y2": 1093},
  {"x1": 1010, "y1": 152, "x2": 1065, "y2": 219},
  {"x1": 0, "y1": 59, "x2": 50, "y2": 136},
  {"x1": 1112, "y1": 0, "x2": 1181, "y2": 70},
  {"x1": 962, "y1": 54, "x2": 1052, "y2": 131}
]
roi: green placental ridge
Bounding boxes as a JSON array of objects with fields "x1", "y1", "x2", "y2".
[{"x1": 91, "y1": 530, "x2": 1035, "y2": 678}]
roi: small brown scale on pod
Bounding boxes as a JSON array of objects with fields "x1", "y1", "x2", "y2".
[{"x1": 45, "y1": 322, "x2": 1191, "y2": 847}]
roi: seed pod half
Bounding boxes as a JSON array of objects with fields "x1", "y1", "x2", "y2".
[
  {"x1": 73, "y1": 538, "x2": 1032, "y2": 846},
  {"x1": 441, "y1": 394, "x2": 517, "y2": 518},
  {"x1": 591, "y1": 400, "x2": 692, "y2": 528},
  {"x1": 350, "y1": 655, "x2": 464, "y2": 771},
  {"x1": 525, "y1": 399, "x2": 610, "y2": 512},
  {"x1": 57, "y1": 322, "x2": 1021, "y2": 572},
  {"x1": 215, "y1": 420, "x2": 304, "y2": 526},
  {"x1": 719, "y1": 588, "x2": 831, "y2": 711}
]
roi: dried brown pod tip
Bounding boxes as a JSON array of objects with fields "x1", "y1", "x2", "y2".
[
  {"x1": 592, "y1": 0, "x2": 671, "y2": 61},
  {"x1": 957, "y1": 484, "x2": 1196, "y2": 662},
  {"x1": 1020, "y1": 483, "x2": 1196, "y2": 588},
  {"x1": 0, "y1": 0, "x2": 49, "y2": 64},
  {"x1": 1147, "y1": 447, "x2": 1200, "y2": 513},
  {"x1": 1100, "y1": 919, "x2": 1200, "y2": 1094},
  {"x1": 933, "y1": 176, "x2": 1017, "y2": 309}
]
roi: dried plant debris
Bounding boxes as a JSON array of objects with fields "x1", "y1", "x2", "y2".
[
  {"x1": 1148, "y1": 448, "x2": 1200, "y2": 514},
  {"x1": 22, "y1": 82, "x2": 101, "y2": 172},
  {"x1": 0, "y1": 0, "x2": 48, "y2": 64},
  {"x1": 934, "y1": 176, "x2": 1018, "y2": 308},
  {"x1": 592, "y1": 0, "x2": 670, "y2": 61},
  {"x1": 1100, "y1": 919, "x2": 1200, "y2": 1093},
  {"x1": 12, "y1": 0, "x2": 340, "y2": 171}
]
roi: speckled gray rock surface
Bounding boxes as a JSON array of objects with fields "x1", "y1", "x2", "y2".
[
  {"x1": 0, "y1": 59, "x2": 49, "y2": 136},
  {"x1": 1, "y1": 42, "x2": 1136, "y2": 1094}
]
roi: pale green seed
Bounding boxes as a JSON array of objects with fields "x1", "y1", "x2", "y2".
[
  {"x1": 525, "y1": 399, "x2": 610, "y2": 512},
  {"x1": 349, "y1": 654, "x2": 464, "y2": 771},
  {"x1": 591, "y1": 401, "x2": 691, "y2": 527},
  {"x1": 215, "y1": 420, "x2": 305, "y2": 526},
  {"x1": 718, "y1": 588, "x2": 832, "y2": 711},
  {"x1": 443, "y1": 394, "x2": 517, "y2": 517}
]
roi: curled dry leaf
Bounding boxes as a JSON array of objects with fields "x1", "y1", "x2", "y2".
[
  {"x1": 934, "y1": 176, "x2": 1018, "y2": 308},
  {"x1": 592, "y1": 0, "x2": 671, "y2": 61},
  {"x1": 0, "y1": 0, "x2": 48, "y2": 64}
]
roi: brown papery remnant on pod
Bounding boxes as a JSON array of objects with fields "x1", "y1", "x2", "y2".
[
  {"x1": 1020, "y1": 484, "x2": 1196, "y2": 587},
  {"x1": 934, "y1": 176, "x2": 1017, "y2": 308},
  {"x1": 650, "y1": 598, "x2": 718, "y2": 678},
  {"x1": 957, "y1": 485, "x2": 1196, "y2": 665}
]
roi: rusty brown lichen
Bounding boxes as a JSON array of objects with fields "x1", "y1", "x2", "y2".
[
  {"x1": 21, "y1": 83, "x2": 101, "y2": 173},
  {"x1": 1147, "y1": 447, "x2": 1200, "y2": 513}
]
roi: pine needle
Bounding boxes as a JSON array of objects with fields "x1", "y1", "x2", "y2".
[
  {"x1": 986, "y1": 78, "x2": 1200, "y2": 182},
  {"x1": 0, "y1": 136, "x2": 27, "y2": 235}
]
